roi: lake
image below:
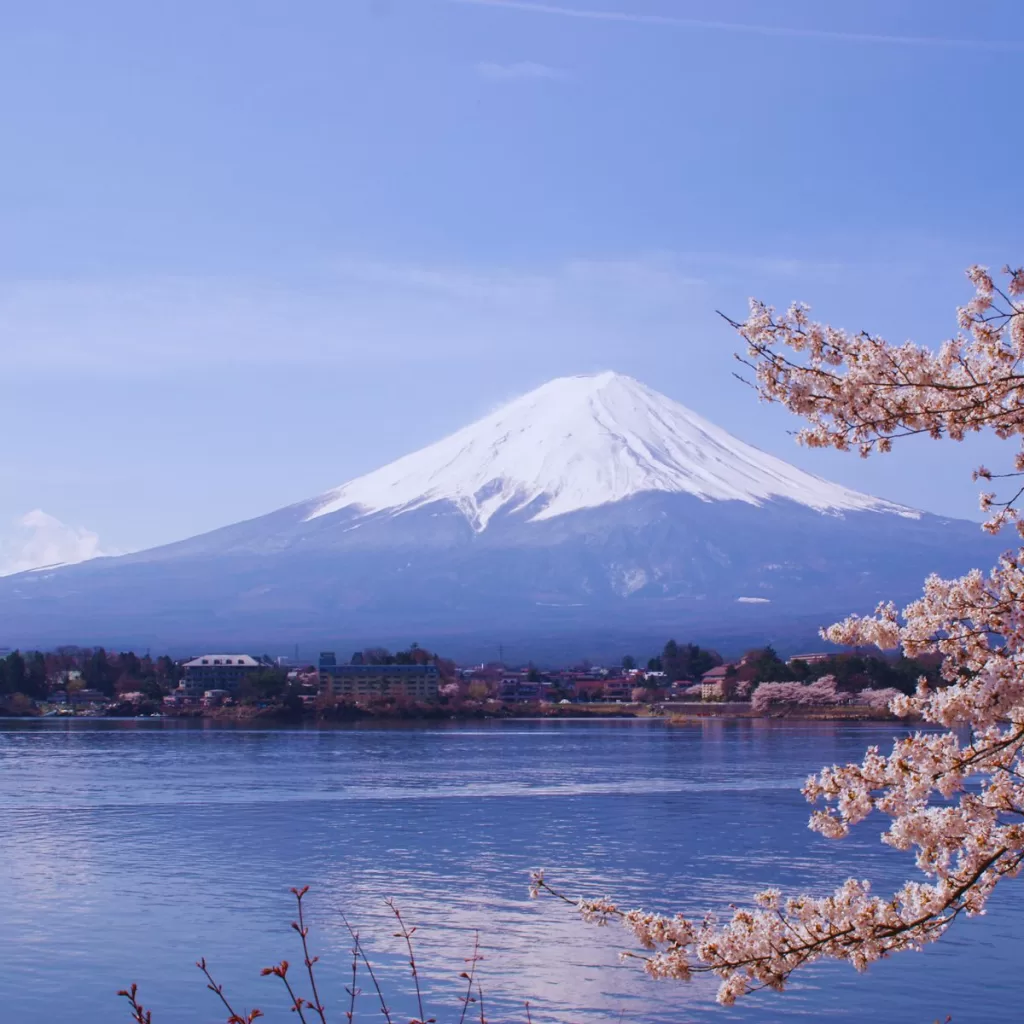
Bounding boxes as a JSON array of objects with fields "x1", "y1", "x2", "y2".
[{"x1": 0, "y1": 718, "x2": 1018, "y2": 1023}]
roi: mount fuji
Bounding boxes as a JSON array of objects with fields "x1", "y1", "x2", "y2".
[{"x1": 0, "y1": 372, "x2": 998, "y2": 659}]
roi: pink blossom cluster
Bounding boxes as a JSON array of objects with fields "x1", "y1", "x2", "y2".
[
  {"x1": 732, "y1": 678, "x2": 754, "y2": 699},
  {"x1": 750, "y1": 674, "x2": 843, "y2": 712},
  {"x1": 733, "y1": 263, "x2": 1024, "y2": 535},
  {"x1": 749, "y1": 676, "x2": 902, "y2": 713},
  {"x1": 855, "y1": 687, "x2": 904, "y2": 710},
  {"x1": 535, "y1": 264, "x2": 1024, "y2": 1005}
]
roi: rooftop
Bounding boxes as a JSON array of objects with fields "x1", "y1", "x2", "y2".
[{"x1": 183, "y1": 654, "x2": 261, "y2": 668}]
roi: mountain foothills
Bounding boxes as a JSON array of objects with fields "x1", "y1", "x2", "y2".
[{"x1": 0, "y1": 373, "x2": 1000, "y2": 659}]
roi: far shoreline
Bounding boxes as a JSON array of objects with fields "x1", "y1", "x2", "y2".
[{"x1": 1, "y1": 700, "x2": 909, "y2": 726}]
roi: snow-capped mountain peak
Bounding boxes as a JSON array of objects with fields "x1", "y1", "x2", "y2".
[{"x1": 307, "y1": 371, "x2": 915, "y2": 531}]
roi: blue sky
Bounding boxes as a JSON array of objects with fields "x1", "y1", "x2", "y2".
[{"x1": 2, "y1": 0, "x2": 1023, "y2": 562}]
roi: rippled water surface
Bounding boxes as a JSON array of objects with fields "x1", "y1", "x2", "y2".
[{"x1": 1, "y1": 718, "x2": 1018, "y2": 1023}]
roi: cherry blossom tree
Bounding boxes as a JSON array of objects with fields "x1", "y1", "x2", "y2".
[
  {"x1": 533, "y1": 263, "x2": 1024, "y2": 1005},
  {"x1": 748, "y1": 674, "x2": 901, "y2": 713}
]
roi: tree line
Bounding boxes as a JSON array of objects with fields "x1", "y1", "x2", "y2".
[
  {"x1": 0, "y1": 647, "x2": 181, "y2": 701},
  {"x1": 621, "y1": 639, "x2": 942, "y2": 693}
]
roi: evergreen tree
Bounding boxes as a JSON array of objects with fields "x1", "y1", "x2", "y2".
[
  {"x1": 25, "y1": 652, "x2": 47, "y2": 700},
  {"x1": 83, "y1": 648, "x2": 116, "y2": 696},
  {"x1": 659, "y1": 641, "x2": 722, "y2": 681},
  {"x1": 2, "y1": 651, "x2": 26, "y2": 695},
  {"x1": 747, "y1": 646, "x2": 791, "y2": 683}
]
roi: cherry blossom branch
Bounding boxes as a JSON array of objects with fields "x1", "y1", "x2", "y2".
[
  {"x1": 726, "y1": 265, "x2": 1024, "y2": 486},
  {"x1": 532, "y1": 846, "x2": 1023, "y2": 1005}
]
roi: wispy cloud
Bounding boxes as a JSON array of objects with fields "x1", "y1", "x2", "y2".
[
  {"x1": 332, "y1": 257, "x2": 554, "y2": 302},
  {"x1": 0, "y1": 510, "x2": 111, "y2": 576},
  {"x1": 475, "y1": 60, "x2": 567, "y2": 80},
  {"x1": 2, "y1": 247, "x2": 922, "y2": 377},
  {"x1": 451, "y1": 0, "x2": 1024, "y2": 52},
  {"x1": 0, "y1": 256, "x2": 707, "y2": 373}
]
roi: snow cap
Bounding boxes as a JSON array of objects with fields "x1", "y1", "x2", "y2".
[{"x1": 307, "y1": 372, "x2": 915, "y2": 531}]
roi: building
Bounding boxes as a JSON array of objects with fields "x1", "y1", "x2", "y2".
[
  {"x1": 788, "y1": 652, "x2": 832, "y2": 668},
  {"x1": 69, "y1": 688, "x2": 107, "y2": 704},
  {"x1": 179, "y1": 654, "x2": 264, "y2": 697},
  {"x1": 700, "y1": 665, "x2": 736, "y2": 701},
  {"x1": 318, "y1": 653, "x2": 439, "y2": 701},
  {"x1": 498, "y1": 677, "x2": 545, "y2": 702},
  {"x1": 602, "y1": 678, "x2": 633, "y2": 700}
]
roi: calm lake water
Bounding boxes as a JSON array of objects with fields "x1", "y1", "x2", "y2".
[{"x1": 0, "y1": 718, "x2": 1018, "y2": 1023}]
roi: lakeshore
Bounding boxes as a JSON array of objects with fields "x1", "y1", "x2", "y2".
[
  {"x1": 661, "y1": 701, "x2": 902, "y2": 723},
  {"x1": 195, "y1": 700, "x2": 904, "y2": 723},
  {"x1": 5, "y1": 698, "x2": 905, "y2": 724}
]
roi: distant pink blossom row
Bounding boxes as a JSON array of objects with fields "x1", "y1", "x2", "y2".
[{"x1": 750, "y1": 675, "x2": 902, "y2": 713}]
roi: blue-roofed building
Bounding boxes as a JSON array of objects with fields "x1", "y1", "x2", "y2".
[{"x1": 318, "y1": 653, "x2": 439, "y2": 701}]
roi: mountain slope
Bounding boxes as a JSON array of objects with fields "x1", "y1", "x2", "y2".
[{"x1": 0, "y1": 372, "x2": 998, "y2": 658}]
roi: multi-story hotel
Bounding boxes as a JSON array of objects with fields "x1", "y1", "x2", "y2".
[
  {"x1": 179, "y1": 654, "x2": 265, "y2": 696},
  {"x1": 318, "y1": 652, "x2": 440, "y2": 701}
]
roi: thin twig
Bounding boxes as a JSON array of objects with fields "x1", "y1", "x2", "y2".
[
  {"x1": 197, "y1": 958, "x2": 263, "y2": 1023},
  {"x1": 345, "y1": 937, "x2": 360, "y2": 1023},
  {"x1": 342, "y1": 913, "x2": 394, "y2": 1024},
  {"x1": 292, "y1": 886, "x2": 329, "y2": 1024},
  {"x1": 457, "y1": 932, "x2": 482, "y2": 1024},
  {"x1": 117, "y1": 983, "x2": 153, "y2": 1024},
  {"x1": 260, "y1": 961, "x2": 311, "y2": 1024},
  {"x1": 385, "y1": 898, "x2": 428, "y2": 1024}
]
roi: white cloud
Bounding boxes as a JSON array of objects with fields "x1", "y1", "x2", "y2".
[
  {"x1": 475, "y1": 60, "x2": 567, "y2": 80},
  {"x1": 0, "y1": 510, "x2": 111, "y2": 576},
  {"x1": 451, "y1": 0, "x2": 1024, "y2": 52},
  {"x1": 736, "y1": 596, "x2": 771, "y2": 604}
]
